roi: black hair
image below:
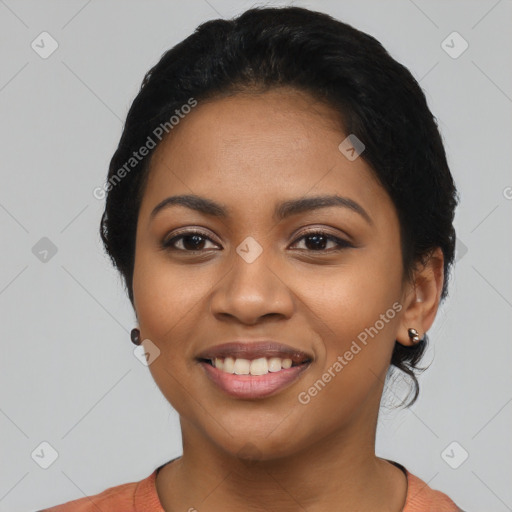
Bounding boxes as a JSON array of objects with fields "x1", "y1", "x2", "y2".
[{"x1": 99, "y1": 6, "x2": 459, "y2": 408}]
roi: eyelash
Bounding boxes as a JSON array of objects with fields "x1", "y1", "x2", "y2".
[{"x1": 161, "y1": 228, "x2": 353, "y2": 253}]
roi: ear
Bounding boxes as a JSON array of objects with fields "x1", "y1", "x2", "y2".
[{"x1": 396, "y1": 247, "x2": 444, "y2": 347}]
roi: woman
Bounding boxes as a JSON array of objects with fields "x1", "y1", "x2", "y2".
[{"x1": 42, "y1": 5, "x2": 463, "y2": 511}]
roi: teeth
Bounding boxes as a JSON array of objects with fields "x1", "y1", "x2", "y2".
[
  {"x1": 210, "y1": 356, "x2": 297, "y2": 375},
  {"x1": 223, "y1": 356, "x2": 235, "y2": 374},
  {"x1": 250, "y1": 357, "x2": 268, "y2": 375},
  {"x1": 233, "y1": 358, "x2": 251, "y2": 375},
  {"x1": 268, "y1": 357, "x2": 283, "y2": 372}
]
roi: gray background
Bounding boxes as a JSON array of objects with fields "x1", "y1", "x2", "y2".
[{"x1": 0, "y1": 0, "x2": 511, "y2": 511}]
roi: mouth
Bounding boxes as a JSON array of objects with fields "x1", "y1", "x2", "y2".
[
  {"x1": 196, "y1": 341, "x2": 313, "y2": 399},
  {"x1": 199, "y1": 355, "x2": 308, "y2": 374}
]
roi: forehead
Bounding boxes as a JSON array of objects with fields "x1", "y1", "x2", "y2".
[
  {"x1": 152, "y1": 87, "x2": 345, "y2": 164},
  {"x1": 140, "y1": 88, "x2": 391, "y2": 223}
]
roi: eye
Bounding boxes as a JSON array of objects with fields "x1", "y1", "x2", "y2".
[
  {"x1": 161, "y1": 229, "x2": 220, "y2": 252},
  {"x1": 161, "y1": 228, "x2": 353, "y2": 253},
  {"x1": 290, "y1": 229, "x2": 353, "y2": 252}
]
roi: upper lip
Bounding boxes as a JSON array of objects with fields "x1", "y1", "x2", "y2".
[{"x1": 196, "y1": 341, "x2": 313, "y2": 364}]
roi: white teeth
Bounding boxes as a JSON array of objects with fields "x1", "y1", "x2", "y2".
[
  {"x1": 268, "y1": 357, "x2": 282, "y2": 372},
  {"x1": 211, "y1": 356, "x2": 300, "y2": 375},
  {"x1": 223, "y1": 356, "x2": 235, "y2": 374},
  {"x1": 233, "y1": 358, "x2": 251, "y2": 375},
  {"x1": 249, "y1": 357, "x2": 268, "y2": 375}
]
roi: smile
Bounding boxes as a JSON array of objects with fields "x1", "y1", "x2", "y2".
[
  {"x1": 198, "y1": 356, "x2": 311, "y2": 399},
  {"x1": 196, "y1": 340, "x2": 313, "y2": 399},
  {"x1": 206, "y1": 356, "x2": 297, "y2": 375}
]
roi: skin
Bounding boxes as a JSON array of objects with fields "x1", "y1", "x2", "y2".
[{"x1": 131, "y1": 87, "x2": 444, "y2": 512}]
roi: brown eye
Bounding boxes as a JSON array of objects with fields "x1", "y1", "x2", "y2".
[
  {"x1": 291, "y1": 230, "x2": 352, "y2": 252},
  {"x1": 161, "y1": 229, "x2": 352, "y2": 254},
  {"x1": 161, "y1": 230, "x2": 220, "y2": 252}
]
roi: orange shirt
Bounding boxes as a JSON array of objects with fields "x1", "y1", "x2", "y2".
[{"x1": 40, "y1": 462, "x2": 462, "y2": 512}]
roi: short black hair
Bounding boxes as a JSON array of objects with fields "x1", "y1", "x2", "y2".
[{"x1": 99, "y1": 6, "x2": 459, "y2": 407}]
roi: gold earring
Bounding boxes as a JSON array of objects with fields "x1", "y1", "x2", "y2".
[{"x1": 407, "y1": 328, "x2": 421, "y2": 344}]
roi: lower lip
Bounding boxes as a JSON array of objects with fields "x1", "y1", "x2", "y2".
[{"x1": 199, "y1": 361, "x2": 311, "y2": 399}]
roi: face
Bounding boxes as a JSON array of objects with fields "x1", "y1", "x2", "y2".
[{"x1": 132, "y1": 87, "x2": 412, "y2": 460}]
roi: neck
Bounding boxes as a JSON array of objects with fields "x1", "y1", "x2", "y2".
[{"x1": 156, "y1": 399, "x2": 407, "y2": 512}]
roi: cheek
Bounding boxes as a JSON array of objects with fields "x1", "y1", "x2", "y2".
[
  {"x1": 303, "y1": 248, "x2": 401, "y2": 341},
  {"x1": 292, "y1": 273, "x2": 401, "y2": 436},
  {"x1": 132, "y1": 249, "x2": 224, "y2": 397},
  {"x1": 132, "y1": 251, "x2": 211, "y2": 418},
  {"x1": 323, "y1": 273, "x2": 400, "y2": 349},
  {"x1": 133, "y1": 247, "x2": 210, "y2": 335},
  {"x1": 297, "y1": 245, "x2": 402, "y2": 390}
]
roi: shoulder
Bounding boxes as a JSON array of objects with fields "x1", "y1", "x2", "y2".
[
  {"x1": 404, "y1": 469, "x2": 463, "y2": 512},
  {"x1": 38, "y1": 469, "x2": 163, "y2": 512}
]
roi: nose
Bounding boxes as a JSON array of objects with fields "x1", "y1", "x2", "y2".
[{"x1": 210, "y1": 248, "x2": 295, "y2": 325}]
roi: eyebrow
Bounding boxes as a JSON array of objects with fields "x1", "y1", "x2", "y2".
[{"x1": 150, "y1": 193, "x2": 373, "y2": 226}]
